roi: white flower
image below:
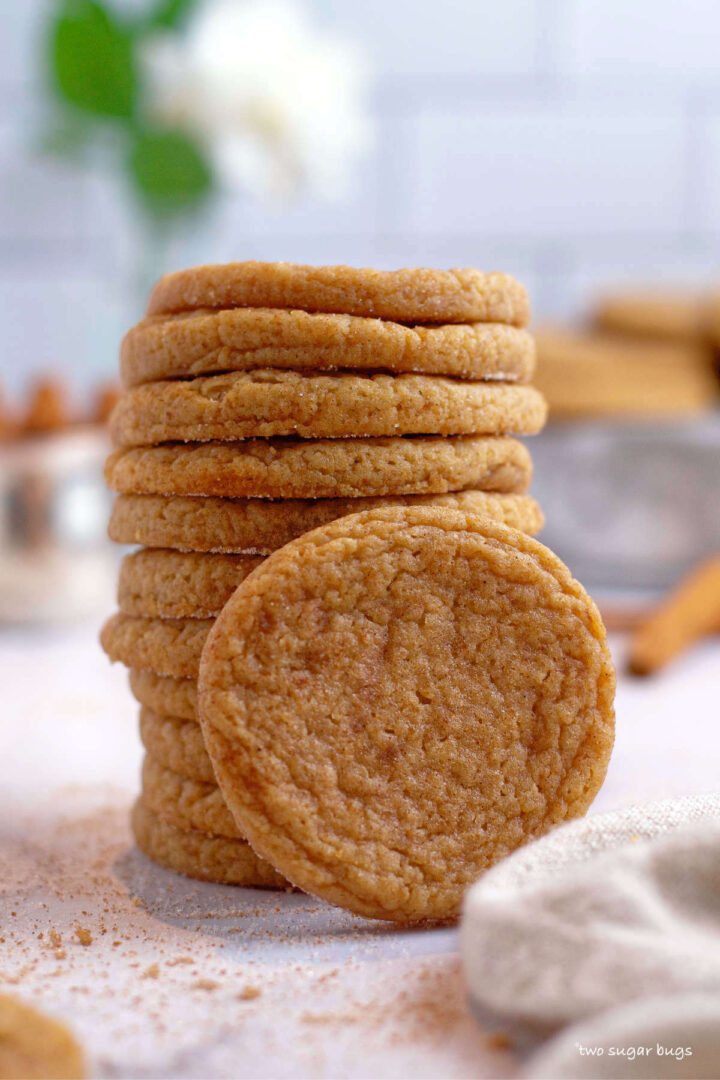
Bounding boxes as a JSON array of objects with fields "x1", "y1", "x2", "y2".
[{"x1": 143, "y1": 0, "x2": 372, "y2": 201}]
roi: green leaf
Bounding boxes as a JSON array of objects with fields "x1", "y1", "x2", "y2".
[
  {"x1": 128, "y1": 127, "x2": 213, "y2": 215},
  {"x1": 141, "y1": 0, "x2": 198, "y2": 31},
  {"x1": 50, "y1": 0, "x2": 137, "y2": 120}
]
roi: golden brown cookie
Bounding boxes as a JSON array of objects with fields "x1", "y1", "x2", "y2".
[
  {"x1": 141, "y1": 754, "x2": 240, "y2": 839},
  {"x1": 119, "y1": 549, "x2": 264, "y2": 619},
  {"x1": 101, "y1": 613, "x2": 212, "y2": 678},
  {"x1": 146, "y1": 261, "x2": 530, "y2": 325},
  {"x1": 139, "y1": 707, "x2": 213, "y2": 782},
  {"x1": 122, "y1": 308, "x2": 536, "y2": 386},
  {"x1": 131, "y1": 799, "x2": 287, "y2": 887},
  {"x1": 109, "y1": 372, "x2": 547, "y2": 447},
  {"x1": 535, "y1": 327, "x2": 719, "y2": 417},
  {"x1": 105, "y1": 436, "x2": 533, "y2": 499},
  {"x1": 129, "y1": 669, "x2": 198, "y2": 721},
  {"x1": 198, "y1": 506, "x2": 615, "y2": 923},
  {"x1": 110, "y1": 490, "x2": 544, "y2": 554},
  {"x1": 0, "y1": 993, "x2": 86, "y2": 1079},
  {"x1": 593, "y1": 290, "x2": 712, "y2": 342}
]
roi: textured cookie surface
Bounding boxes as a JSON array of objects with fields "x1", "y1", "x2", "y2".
[
  {"x1": 141, "y1": 754, "x2": 240, "y2": 839},
  {"x1": 101, "y1": 613, "x2": 212, "y2": 678},
  {"x1": 139, "y1": 707, "x2": 212, "y2": 782},
  {"x1": 130, "y1": 669, "x2": 198, "y2": 721},
  {"x1": 110, "y1": 371, "x2": 547, "y2": 446},
  {"x1": 146, "y1": 261, "x2": 530, "y2": 325},
  {"x1": 110, "y1": 490, "x2": 544, "y2": 554},
  {"x1": 119, "y1": 549, "x2": 264, "y2": 619},
  {"x1": 198, "y1": 506, "x2": 615, "y2": 923},
  {"x1": 131, "y1": 799, "x2": 287, "y2": 887},
  {"x1": 122, "y1": 308, "x2": 535, "y2": 386},
  {"x1": 0, "y1": 993, "x2": 85, "y2": 1080},
  {"x1": 105, "y1": 436, "x2": 533, "y2": 499}
]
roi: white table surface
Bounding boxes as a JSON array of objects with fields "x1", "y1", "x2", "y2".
[{"x1": 1, "y1": 620, "x2": 718, "y2": 1079}]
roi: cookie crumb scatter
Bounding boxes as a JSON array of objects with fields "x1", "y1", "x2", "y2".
[
  {"x1": 193, "y1": 979, "x2": 219, "y2": 991},
  {"x1": 142, "y1": 963, "x2": 160, "y2": 979},
  {"x1": 238, "y1": 985, "x2": 261, "y2": 1001},
  {"x1": 75, "y1": 927, "x2": 93, "y2": 946}
]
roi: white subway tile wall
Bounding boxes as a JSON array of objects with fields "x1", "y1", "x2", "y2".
[{"x1": 1, "y1": 0, "x2": 720, "y2": 396}]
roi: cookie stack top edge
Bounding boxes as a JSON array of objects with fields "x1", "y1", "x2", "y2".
[{"x1": 146, "y1": 261, "x2": 530, "y2": 326}]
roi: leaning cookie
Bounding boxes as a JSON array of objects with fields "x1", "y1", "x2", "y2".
[
  {"x1": 122, "y1": 308, "x2": 536, "y2": 386},
  {"x1": 109, "y1": 372, "x2": 547, "y2": 446},
  {"x1": 109, "y1": 491, "x2": 544, "y2": 555},
  {"x1": 104, "y1": 436, "x2": 533, "y2": 500},
  {"x1": 131, "y1": 799, "x2": 287, "y2": 888},
  {"x1": 146, "y1": 261, "x2": 530, "y2": 325},
  {"x1": 198, "y1": 507, "x2": 615, "y2": 924}
]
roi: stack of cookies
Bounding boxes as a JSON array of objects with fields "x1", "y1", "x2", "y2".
[{"x1": 101, "y1": 261, "x2": 549, "y2": 891}]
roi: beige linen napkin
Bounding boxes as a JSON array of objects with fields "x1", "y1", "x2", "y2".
[{"x1": 460, "y1": 793, "x2": 720, "y2": 1078}]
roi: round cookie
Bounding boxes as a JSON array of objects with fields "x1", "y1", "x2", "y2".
[
  {"x1": 129, "y1": 669, "x2": 198, "y2": 721},
  {"x1": 119, "y1": 549, "x2": 264, "y2": 619},
  {"x1": 146, "y1": 261, "x2": 530, "y2": 325},
  {"x1": 141, "y1": 754, "x2": 240, "y2": 839},
  {"x1": 131, "y1": 799, "x2": 287, "y2": 888},
  {"x1": 122, "y1": 308, "x2": 536, "y2": 386},
  {"x1": 110, "y1": 491, "x2": 544, "y2": 554},
  {"x1": 104, "y1": 436, "x2": 533, "y2": 499},
  {"x1": 198, "y1": 506, "x2": 615, "y2": 923},
  {"x1": 0, "y1": 993, "x2": 86, "y2": 1080},
  {"x1": 101, "y1": 613, "x2": 212, "y2": 678},
  {"x1": 139, "y1": 707, "x2": 212, "y2": 782},
  {"x1": 109, "y1": 372, "x2": 547, "y2": 447}
]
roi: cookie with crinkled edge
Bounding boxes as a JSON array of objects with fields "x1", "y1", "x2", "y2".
[
  {"x1": 122, "y1": 308, "x2": 536, "y2": 386},
  {"x1": 119, "y1": 549, "x2": 264, "y2": 619},
  {"x1": 109, "y1": 372, "x2": 547, "y2": 447},
  {"x1": 0, "y1": 994, "x2": 86, "y2": 1080},
  {"x1": 101, "y1": 613, "x2": 212, "y2": 678},
  {"x1": 110, "y1": 491, "x2": 544, "y2": 555},
  {"x1": 141, "y1": 754, "x2": 240, "y2": 839},
  {"x1": 104, "y1": 435, "x2": 533, "y2": 499},
  {"x1": 131, "y1": 799, "x2": 288, "y2": 888},
  {"x1": 146, "y1": 261, "x2": 530, "y2": 325},
  {"x1": 129, "y1": 669, "x2": 198, "y2": 721},
  {"x1": 198, "y1": 506, "x2": 615, "y2": 923},
  {"x1": 139, "y1": 707, "x2": 212, "y2": 782}
]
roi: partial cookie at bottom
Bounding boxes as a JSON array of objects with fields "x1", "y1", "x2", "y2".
[{"x1": 131, "y1": 799, "x2": 287, "y2": 888}]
